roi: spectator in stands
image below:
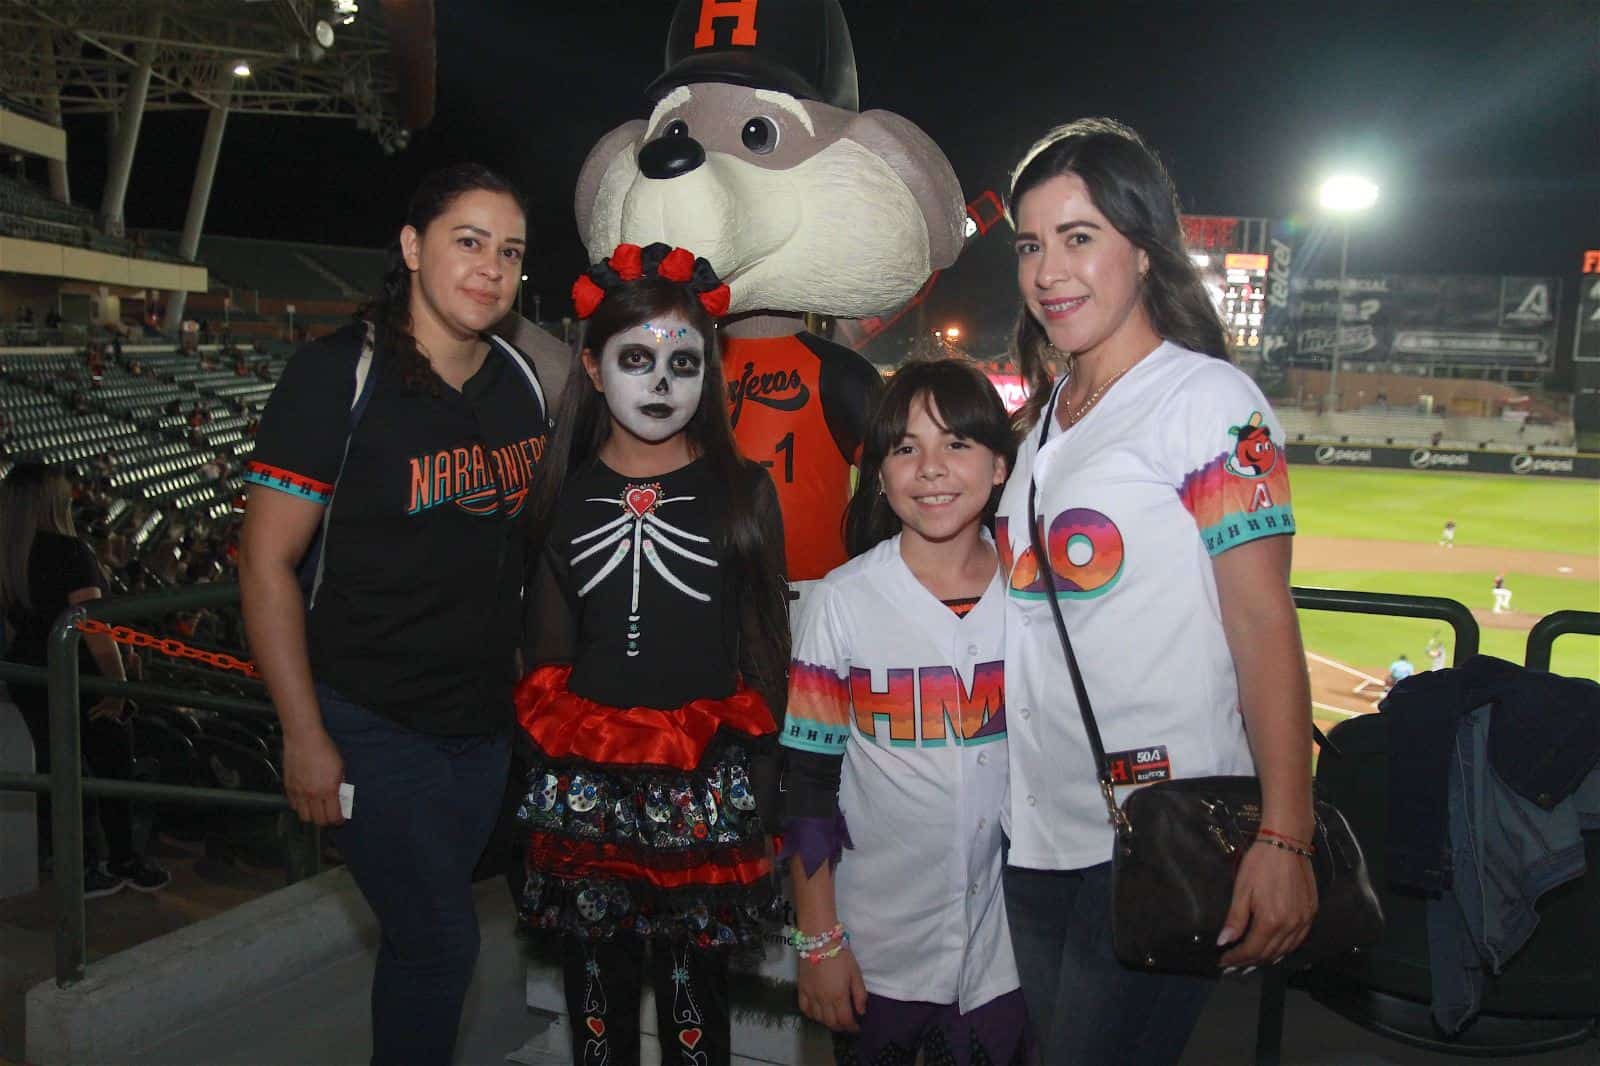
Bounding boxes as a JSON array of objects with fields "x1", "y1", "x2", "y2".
[
  {"x1": 239, "y1": 162, "x2": 548, "y2": 1066},
  {"x1": 45, "y1": 308, "x2": 62, "y2": 329},
  {"x1": 17, "y1": 304, "x2": 33, "y2": 325},
  {"x1": 187, "y1": 402, "x2": 210, "y2": 428},
  {"x1": 0, "y1": 463, "x2": 170, "y2": 896}
]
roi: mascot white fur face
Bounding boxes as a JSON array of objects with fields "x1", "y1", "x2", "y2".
[{"x1": 576, "y1": 61, "x2": 963, "y2": 319}]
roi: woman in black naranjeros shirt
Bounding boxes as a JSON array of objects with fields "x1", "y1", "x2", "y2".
[{"x1": 239, "y1": 164, "x2": 550, "y2": 1066}]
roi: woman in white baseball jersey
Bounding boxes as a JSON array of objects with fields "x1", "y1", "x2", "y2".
[
  {"x1": 780, "y1": 359, "x2": 1027, "y2": 1065},
  {"x1": 998, "y1": 119, "x2": 1317, "y2": 1063}
]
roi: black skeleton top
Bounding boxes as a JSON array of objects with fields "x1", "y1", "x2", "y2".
[{"x1": 527, "y1": 456, "x2": 786, "y2": 715}]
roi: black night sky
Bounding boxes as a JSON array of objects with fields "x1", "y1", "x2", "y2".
[{"x1": 55, "y1": 0, "x2": 1599, "y2": 352}]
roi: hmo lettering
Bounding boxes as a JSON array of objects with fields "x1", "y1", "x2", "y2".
[
  {"x1": 997, "y1": 509, "x2": 1125, "y2": 602},
  {"x1": 849, "y1": 661, "x2": 1005, "y2": 747}
]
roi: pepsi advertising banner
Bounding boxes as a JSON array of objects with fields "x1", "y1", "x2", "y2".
[{"x1": 1287, "y1": 442, "x2": 1598, "y2": 479}]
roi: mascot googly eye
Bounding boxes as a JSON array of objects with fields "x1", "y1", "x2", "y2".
[{"x1": 576, "y1": 0, "x2": 967, "y2": 585}]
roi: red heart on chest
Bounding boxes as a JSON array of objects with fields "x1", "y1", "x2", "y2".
[
  {"x1": 586, "y1": 1016, "x2": 605, "y2": 1037},
  {"x1": 679, "y1": 1027, "x2": 703, "y2": 1049},
  {"x1": 624, "y1": 485, "x2": 659, "y2": 517}
]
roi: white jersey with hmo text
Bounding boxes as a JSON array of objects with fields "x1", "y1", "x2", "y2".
[
  {"x1": 997, "y1": 342, "x2": 1295, "y2": 871},
  {"x1": 782, "y1": 535, "x2": 1018, "y2": 1013}
]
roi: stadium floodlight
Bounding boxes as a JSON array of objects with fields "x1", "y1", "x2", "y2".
[
  {"x1": 1318, "y1": 174, "x2": 1378, "y2": 408},
  {"x1": 945, "y1": 326, "x2": 961, "y2": 340},
  {"x1": 1319, "y1": 175, "x2": 1378, "y2": 213},
  {"x1": 232, "y1": 60, "x2": 252, "y2": 78}
]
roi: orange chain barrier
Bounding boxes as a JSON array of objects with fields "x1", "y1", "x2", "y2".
[{"x1": 74, "y1": 618, "x2": 261, "y2": 679}]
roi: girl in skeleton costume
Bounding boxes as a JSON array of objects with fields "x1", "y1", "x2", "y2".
[{"x1": 515, "y1": 242, "x2": 790, "y2": 1066}]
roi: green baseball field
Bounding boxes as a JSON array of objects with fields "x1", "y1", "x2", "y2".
[{"x1": 1287, "y1": 466, "x2": 1599, "y2": 730}]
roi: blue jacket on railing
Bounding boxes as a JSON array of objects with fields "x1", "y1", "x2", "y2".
[
  {"x1": 1382, "y1": 655, "x2": 1600, "y2": 895},
  {"x1": 1426, "y1": 702, "x2": 1600, "y2": 1034}
]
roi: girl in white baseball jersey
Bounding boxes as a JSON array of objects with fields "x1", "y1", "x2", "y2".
[
  {"x1": 999, "y1": 119, "x2": 1317, "y2": 1064},
  {"x1": 780, "y1": 359, "x2": 1027, "y2": 1066}
]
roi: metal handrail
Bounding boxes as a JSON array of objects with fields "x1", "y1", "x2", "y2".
[
  {"x1": 0, "y1": 661, "x2": 277, "y2": 720},
  {"x1": 1525, "y1": 610, "x2": 1600, "y2": 673},
  {"x1": 0, "y1": 581, "x2": 319, "y2": 987},
  {"x1": 1291, "y1": 586, "x2": 1481, "y2": 663}
]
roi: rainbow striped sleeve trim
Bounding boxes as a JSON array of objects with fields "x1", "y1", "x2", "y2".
[
  {"x1": 1177, "y1": 450, "x2": 1294, "y2": 556},
  {"x1": 781, "y1": 660, "x2": 852, "y2": 755},
  {"x1": 243, "y1": 460, "x2": 334, "y2": 506}
]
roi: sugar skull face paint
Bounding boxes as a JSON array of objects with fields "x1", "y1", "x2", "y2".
[{"x1": 592, "y1": 311, "x2": 706, "y2": 443}]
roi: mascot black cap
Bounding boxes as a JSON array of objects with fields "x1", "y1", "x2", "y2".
[{"x1": 646, "y1": 0, "x2": 860, "y2": 112}]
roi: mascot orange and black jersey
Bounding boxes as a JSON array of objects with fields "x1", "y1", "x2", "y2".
[
  {"x1": 575, "y1": 0, "x2": 963, "y2": 584},
  {"x1": 725, "y1": 332, "x2": 880, "y2": 579}
]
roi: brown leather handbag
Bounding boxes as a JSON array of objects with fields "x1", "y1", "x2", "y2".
[{"x1": 1023, "y1": 396, "x2": 1383, "y2": 975}]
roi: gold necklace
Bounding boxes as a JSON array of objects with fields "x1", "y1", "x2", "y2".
[{"x1": 1062, "y1": 365, "x2": 1131, "y2": 427}]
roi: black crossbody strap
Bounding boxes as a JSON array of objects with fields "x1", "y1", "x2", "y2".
[{"x1": 1025, "y1": 381, "x2": 1128, "y2": 829}]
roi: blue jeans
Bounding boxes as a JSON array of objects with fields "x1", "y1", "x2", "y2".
[
  {"x1": 1002, "y1": 858, "x2": 1214, "y2": 1066},
  {"x1": 319, "y1": 687, "x2": 511, "y2": 1066}
]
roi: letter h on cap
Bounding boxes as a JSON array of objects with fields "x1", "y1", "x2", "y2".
[{"x1": 694, "y1": 0, "x2": 760, "y2": 47}]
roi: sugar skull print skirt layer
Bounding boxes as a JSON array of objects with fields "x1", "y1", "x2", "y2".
[{"x1": 513, "y1": 663, "x2": 779, "y2": 947}]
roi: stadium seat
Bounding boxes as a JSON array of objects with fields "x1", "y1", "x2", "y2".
[{"x1": 1255, "y1": 712, "x2": 1599, "y2": 1063}]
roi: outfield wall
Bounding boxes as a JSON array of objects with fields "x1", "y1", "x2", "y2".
[{"x1": 1288, "y1": 442, "x2": 1600, "y2": 479}]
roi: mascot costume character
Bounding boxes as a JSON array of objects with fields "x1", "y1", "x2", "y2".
[{"x1": 575, "y1": 0, "x2": 965, "y2": 590}]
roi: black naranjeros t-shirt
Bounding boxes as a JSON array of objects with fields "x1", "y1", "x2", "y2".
[{"x1": 245, "y1": 323, "x2": 550, "y2": 735}]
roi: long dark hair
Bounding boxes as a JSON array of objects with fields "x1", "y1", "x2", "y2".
[
  {"x1": 844, "y1": 359, "x2": 1017, "y2": 557},
  {"x1": 0, "y1": 462, "x2": 77, "y2": 612},
  {"x1": 528, "y1": 279, "x2": 790, "y2": 689},
  {"x1": 361, "y1": 162, "x2": 529, "y2": 393},
  {"x1": 1007, "y1": 118, "x2": 1229, "y2": 428}
]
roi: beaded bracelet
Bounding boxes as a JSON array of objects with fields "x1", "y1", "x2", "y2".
[
  {"x1": 1254, "y1": 835, "x2": 1315, "y2": 859},
  {"x1": 1257, "y1": 827, "x2": 1313, "y2": 850},
  {"x1": 799, "y1": 931, "x2": 851, "y2": 965},
  {"x1": 783, "y1": 923, "x2": 845, "y2": 953}
]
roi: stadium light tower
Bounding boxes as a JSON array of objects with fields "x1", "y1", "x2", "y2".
[{"x1": 1318, "y1": 175, "x2": 1378, "y2": 409}]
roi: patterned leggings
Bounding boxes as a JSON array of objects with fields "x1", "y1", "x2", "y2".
[{"x1": 561, "y1": 936, "x2": 731, "y2": 1066}]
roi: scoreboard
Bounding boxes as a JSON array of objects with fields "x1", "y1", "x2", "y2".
[{"x1": 1222, "y1": 252, "x2": 1267, "y2": 354}]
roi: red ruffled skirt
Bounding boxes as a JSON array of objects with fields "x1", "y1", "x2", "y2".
[{"x1": 513, "y1": 664, "x2": 778, "y2": 946}]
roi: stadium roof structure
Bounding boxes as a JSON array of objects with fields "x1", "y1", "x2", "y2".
[{"x1": 0, "y1": 0, "x2": 436, "y2": 153}]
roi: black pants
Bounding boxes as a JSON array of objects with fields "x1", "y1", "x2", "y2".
[
  {"x1": 561, "y1": 935, "x2": 731, "y2": 1066},
  {"x1": 15, "y1": 688, "x2": 135, "y2": 864}
]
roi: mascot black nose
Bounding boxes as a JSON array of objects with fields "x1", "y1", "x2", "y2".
[{"x1": 638, "y1": 134, "x2": 705, "y2": 179}]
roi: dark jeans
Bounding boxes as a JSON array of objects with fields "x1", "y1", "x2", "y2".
[
  {"x1": 16, "y1": 688, "x2": 134, "y2": 863},
  {"x1": 1002, "y1": 859, "x2": 1214, "y2": 1066},
  {"x1": 319, "y1": 688, "x2": 511, "y2": 1066},
  {"x1": 560, "y1": 935, "x2": 731, "y2": 1066}
]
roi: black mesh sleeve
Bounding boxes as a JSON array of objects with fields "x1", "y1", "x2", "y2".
[
  {"x1": 523, "y1": 540, "x2": 578, "y2": 668},
  {"x1": 781, "y1": 746, "x2": 844, "y2": 821}
]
